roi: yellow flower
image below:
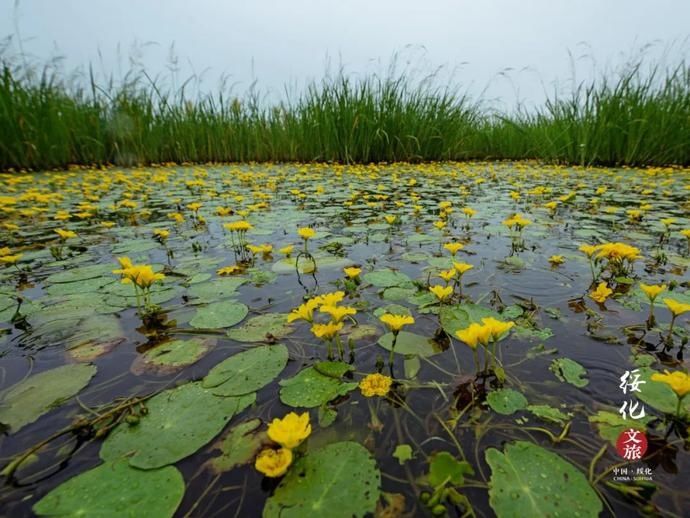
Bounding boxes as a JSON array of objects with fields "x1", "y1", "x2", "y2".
[
  {"x1": 461, "y1": 207, "x2": 477, "y2": 217},
  {"x1": 55, "y1": 228, "x2": 77, "y2": 240},
  {"x1": 589, "y1": 282, "x2": 613, "y2": 303},
  {"x1": 129, "y1": 265, "x2": 166, "y2": 289},
  {"x1": 443, "y1": 242, "x2": 464, "y2": 255},
  {"x1": 279, "y1": 245, "x2": 294, "y2": 256},
  {"x1": 384, "y1": 215, "x2": 397, "y2": 225},
  {"x1": 169, "y1": 212, "x2": 185, "y2": 223},
  {"x1": 316, "y1": 291, "x2": 345, "y2": 307},
  {"x1": 664, "y1": 298, "x2": 690, "y2": 317},
  {"x1": 112, "y1": 256, "x2": 134, "y2": 275},
  {"x1": 455, "y1": 323, "x2": 491, "y2": 349},
  {"x1": 0, "y1": 247, "x2": 10, "y2": 257},
  {"x1": 0, "y1": 254, "x2": 21, "y2": 265},
  {"x1": 480, "y1": 317, "x2": 515, "y2": 341},
  {"x1": 650, "y1": 370, "x2": 690, "y2": 398},
  {"x1": 267, "y1": 412, "x2": 312, "y2": 449},
  {"x1": 343, "y1": 267, "x2": 361, "y2": 279},
  {"x1": 680, "y1": 229, "x2": 690, "y2": 239},
  {"x1": 187, "y1": 202, "x2": 202, "y2": 212},
  {"x1": 429, "y1": 284, "x2": 453, "y2": 301},
  {"x1": 153, "y1": 229, "x2": 170, "y2": 240},
  {"x1": 217, "y1": 265, "x2": 241, "y2": 276},
  {"x1": 286, "y1": 298, "x2": 321, "y2": 323},
  {"x1": 298, "y1": 227, "x2": 316, "y2": 240},
  {"x1": 101, "y1": 221, "x2": 116, "y2": 228},
  {"x1": 359, "y1": 373, "x2": 393, "y2": 397},
  {"x1": 548, "y1": 255, "x2": 565, "y2": 265},
  {"x1": 439, "y1": 269, "x2": 456, "y2": 282},
  {"x1": 311, "y1": 321, "x2": 344, "y2": 340},
  {"x1": 224, "y1": 220, "x2": 252, "y2": 232},
  {"x1": 379, "y1": 313, "x2": 415, "y2": 333},
  {"x1": 639, "y1": 283, "x2": 666, "y2": 302},
  {"x1": 320, "y1": 305, "x2": 357, "y2": 322},
  {"x1": 503, "y1": 214, "x2": 531, "y2": 229},
  {"x1": 255, "y1": 448, "x2": 293, "y2": 478},
  {"x1": 596, "y1": 242, "x2": 641, "y2": 262},
  {"x1": 432, "y1": 220, "x2": 446, "y2": 231},
  {"x1": 453, "y1": 262, "x2": 473, "y2": 275},
  {"x1": 579, "y1": 244, "x2": 598, "y2": 257},
  {"x1": 660, "y1": 217, "x2": 675, "y2": 227}
]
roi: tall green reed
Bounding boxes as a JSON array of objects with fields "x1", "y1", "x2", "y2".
[{"x1": 1, "y1": 57, "x2": 689, "y2": 170}]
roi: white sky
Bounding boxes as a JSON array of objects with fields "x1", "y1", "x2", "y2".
[{"x1": 2, "y1": 0, "x2": 689, "y2": 109}]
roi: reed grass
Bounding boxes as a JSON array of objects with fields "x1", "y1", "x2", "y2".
[{"x1": 1, "y1": 58, "x2": 689, "y2": 170}]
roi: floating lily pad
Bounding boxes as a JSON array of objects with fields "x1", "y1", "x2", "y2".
[
  {"x1": 66, "y1": 316, "x2": 126, "y2": 362},
  {"x1": 203, "y1": 344, "x2": 288, "y2": 396},
  {"x1": 33, "y1": 462, "x2": 184, "y2": 518},
  {"x1": 527, "y1": 405, "x2": 573, "y2": 425},
  {"x1": 549, "y1": 358, "x2": 589, "y2": 388},
  {"x1": 377, "y1": 331, "x2": 443, "y2": 357},
  {"x1": 439, "y1": 304, "x2": 501, "y2": 336},
  {"x1": 428, "y1": 451, "x2": 474, "y2": 487},
  {"x1": 363, "y1": 269, "x2": 412, "y2": 288},
  {"x1": 486, "y1": 388, "x2": 528, "y2": 415},
  {"x1": 0, "y1": 364, "x2": 97, "y2": 433},
  {"x1": 272, "y1": 255, "x2": 353, "y2": 274},
  {"x1": 100, "y1": 381, "x2": 255, "y2": 469},
  {"x1": 188, "y1": 278, "x2": 248, "y2": 303},
  {"x1": 635, "y1": 367, "x2": 690, "y2": 415},
  {"x1": 226, "y1": 314, "x2": 293, "y2": 342},
  {"x1": 208, "y1": 419, "x2": 266, "y2": 474},
  {"x1": 588, "y1": 410, "x2": 652, "y2": 445},
  {"x1": 189, "y1": 300, "x2": 248, "y2": 329},
  {"x1": 486, "y1": 441, "x2": 602, "y2": 517},
  {"x1": 264, "y1": 441, "x2": 380, "y2": 518},
  {"x1": 279, "y1": 365, "x2": 358, "y2": 408},
  {"x1": 131, "y1": 337, "x2": 215, "y2": 375}
]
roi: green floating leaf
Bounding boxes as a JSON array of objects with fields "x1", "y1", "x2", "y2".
[
  {"x1": 373, "y1": 304, "x2": 411, "y2": 318},
  {"x1": 527, "y1": 404, "x2": 573, "y2": 425},
  {"x1": 279, "y1": 365, "x2": 358, "y2": 408},
  {"x1": 428, "y1": 452, "x2": 474, "y2": 487},
  {"x1": 226, "y1": 313, "x2": 293, "y2": 342},
  {"x1": 272, "y1": 255, "x2": 353, "y2": 274},
  {"x1": 393, "y1": 444, "x2": 413, "y2": 465},
  {"x1": 131, "y1": 337, "x2": 215, "y2": 375},
  {"x1": 363, "y1": 269, "x2": 412, "y2": 288},
  {"x1": 439, "y1": 303, "x2": 501, "y2": 337},
  {"x1": 635, "y1": 367, "x2": 690, "y2": 415},
  {"x1": 549, "y1": 358, "x2": 589, "y2": 388},
  {"x1": 187, "y1": 277, "x2": 248, "y2": 303},
  {"x1": 263, "y1": 441, "x2": 380, "y2": 518},
  {"x1": 208, "y1": 419, "x2": 266, "y2": 474},
  {"x1": 203, "y1": 344, "x2": 288, "y2": 396},
  {"x1": 486, "y1": 441, "x2": 602, "y2": 518},
  {"x1": 46, "y1": 263, "x2": 115, "y2": 284},
  {"x1": 378, "y1": 331, "x2": 442, "y2": 357},
  {"x1": 588, "y1": 410, "x2": 652, "y2": 445},
  {"x1": 189, "y1": 300, "x2": 248, "y2": 329},
  {"x1": 33, "y1": 461, "x2": 184, "y2": 518},
  {"x1": 513, "y1": 326, "x2": 553, "y2": 342},
  {"x1": 66, "y1": 316, "x2": 125, "y2": 362},
  {"x1": 486, "y1": 388, "x2": 528, "y2": 415},
  {"x1": 100, "y1": 381, "x2": 255, "y2": 469},
  {"x1": 313, "y1": 361, "x2": 353, "y2": 378},
  {"x1": 0, "y1": 364, "x2": 97, "y2": 433}
]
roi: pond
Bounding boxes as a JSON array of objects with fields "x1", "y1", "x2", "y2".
[{"x1": 0, "y1": 162, "x2": 689, "y2": 517}]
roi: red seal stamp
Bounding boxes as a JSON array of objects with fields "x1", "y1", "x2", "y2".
[{"x1": 615, "y1": 429, "x2": 648, "y2": 460}]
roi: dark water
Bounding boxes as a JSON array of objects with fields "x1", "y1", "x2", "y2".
[{"x1": 0, "y1": 163, "x2": 689, "y2": 517}]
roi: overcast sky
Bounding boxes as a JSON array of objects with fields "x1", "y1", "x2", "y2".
[{"x1": 2, "y1": 0, "x2": 689, "y2": 108}]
